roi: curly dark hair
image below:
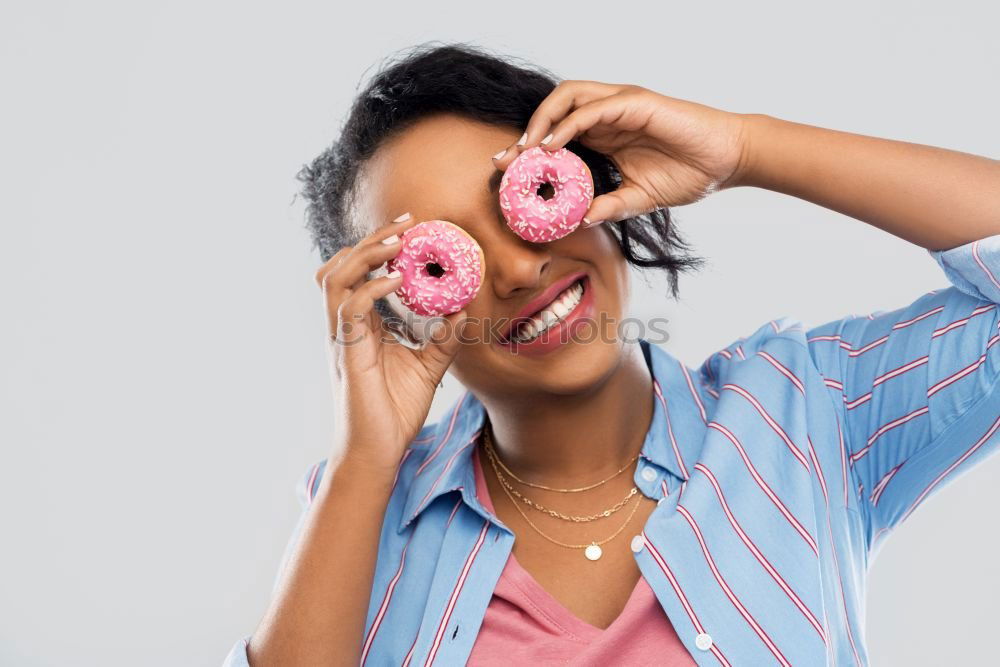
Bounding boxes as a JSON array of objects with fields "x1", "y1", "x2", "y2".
[{"x1": 296, "y1": 41, "x2": 705, "y2": 322}]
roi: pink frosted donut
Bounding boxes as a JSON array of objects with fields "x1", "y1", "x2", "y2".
[
  {"x1": 498, "y1": 146, "x2": 595, "y2": 243},
  {"x1": 387, "y1": 220, "x2": 485, "y2": 317}
]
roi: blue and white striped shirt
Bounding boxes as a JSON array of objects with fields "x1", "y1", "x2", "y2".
[{"x1": 224, "y1": 234, "x2": 1000, "y2": 666}]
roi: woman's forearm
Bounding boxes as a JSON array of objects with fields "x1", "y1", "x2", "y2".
[
  {"x1": 247, "y1": 452, "x2": 398, "y2": 666},
  {"x1": 735, "y1": 113, "x2": 1000, "y2": 251}
]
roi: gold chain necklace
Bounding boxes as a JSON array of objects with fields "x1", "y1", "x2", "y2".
[
  {"x1": 484, "y1": 427, "x2": 640, "y2": 492},
  {"x1": 483, "y1": 429, "x2": 638, "y2": 522},
  {"x1": 481, "y1": 428, "x2": 644, "y2": 561}
]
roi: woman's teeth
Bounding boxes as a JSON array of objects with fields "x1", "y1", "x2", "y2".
[{"x1": 512, "y1": 280, "x2": 584, "y2": 343}]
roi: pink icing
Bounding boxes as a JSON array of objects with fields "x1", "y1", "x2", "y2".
[
  {"x1": 387, "y1": 220, "x2": 484, "y2": 317},
  {"x1": 498, "y1": 146, "x2": 595, "y2": 243}
]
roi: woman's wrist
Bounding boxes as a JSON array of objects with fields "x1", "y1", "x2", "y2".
[
  {"x1": 719, "y1": 112, "x2": 776, "y2": 191},
  {"x1": 308, "y1": 454, "x2": 399, "y2": 510},
  {"x1": 331, "y1": 443, "x2": 407, "y2": 488}
]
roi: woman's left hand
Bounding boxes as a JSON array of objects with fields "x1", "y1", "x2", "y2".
[{"x1": 492, "y1": 81, "x2": 752, "y2": 226}]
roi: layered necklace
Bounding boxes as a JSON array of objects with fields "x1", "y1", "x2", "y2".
[{"x1": 481, "y1": 425, "x2": 644, "y2": 561}]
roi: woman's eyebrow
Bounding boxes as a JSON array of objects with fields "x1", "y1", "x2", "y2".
[{"x1": 486, "y1": 170, "x2": 503, "y2": 196}]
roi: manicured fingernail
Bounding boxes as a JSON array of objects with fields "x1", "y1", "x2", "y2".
[
  {"x1": 516, "y1": 132, "x2": 528, "y2": 146},
  {"x1": 386, "y1": 269, "x2": 401, "y2": 279},
  {"x1": 393, "y1": 212, "x2": 411, "y2": 222},
  {"x1": 381, "y1": 234, "x2": 400, "y2": 245},
  {"x1": 582, "y1": 217, "x2": 604, "y2": 227},
  {"x1": 492, "y1": 148, "x2": 507, "y2": 160},
  {"x1": 540, "y1": 133, "x2": 553, "y2": 145}
]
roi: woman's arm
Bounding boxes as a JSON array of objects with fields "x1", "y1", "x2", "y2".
[
  {"x1": 732, "y1": 114, "x2": 1000, "y2": 251},
  {"x1": 239, "y1": 213, "x2": 468, "y2": 665},
  {"x1": 497, "y1": 81, "x2": 1000, "y2": 251},
  {"x1": 246, "y1": 455, "x2": 398, "y2": 666}
]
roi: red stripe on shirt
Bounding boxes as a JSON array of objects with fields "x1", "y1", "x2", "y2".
[
  {"x1": 362, "y1": 531, "x2": 416, "y2": 665},
  {"x1": 679, "y1": 362, "x2": 708, "y2": 424},
  {"x1": 305, "y1": 463, "x2": 320, "y2": 505},
  {"x1": 850, "y1": 406, "x2": 929, "y2": 464},
  {"x1": 870, "y1": 462, "x2": 904, "y2": 507},
  {"x1": 424, "y1": 519, "x2": 491, "y2": 666},
  {"x1": 931, "y1": 304, "x2": 995, "y2": 339},
  {"x1": 758, "y1": 351, "x2": 805, "y2": 394},
  {"x1": 653, "y1": 379, "x2": 691, "y2": 479},
  {"x1": 416, "y1": 392, "x2": 469, "y2": 476},
  {"x1": 899, "y1": 415, "x2": 1000, "y2": 525},
  {"x1": 722, "y1": 383, "x2": 809, "y2": 471},
  {"x1": 972, "y1": 240, "x2": 1000, "y2": 292}
]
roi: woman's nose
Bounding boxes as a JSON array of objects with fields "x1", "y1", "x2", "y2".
[{"x1": 487, "y1": 237, "x2": 553, "y2": 300}]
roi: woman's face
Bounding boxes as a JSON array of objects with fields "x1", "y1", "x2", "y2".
[{"x1": 358, "y1": 113, "x2": 632, "y2": 398}]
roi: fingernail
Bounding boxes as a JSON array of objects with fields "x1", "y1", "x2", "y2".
[
  {"x1": 386, "y1": 269, "x2": 401, "y2": 279},
  {"x1": 582, "y1": 217, "x2": 604, "y2": 227},
  {"x1": 429, "y1": 320, "x2": 446, "y2": 339},
  {"x1": 516, "y1": 132, "x2": 528, "y2": 146},
  {"x1": 393, "y1": 212, "x2": 411, "y2": 223},
  {"x1": 381, "y1": 234, "x2": 400, "y2": 245},
  {"x1": 540, "y1": 133, "x2": 553, "y2": 145},
  {"x1": 492, "y1": 148, "x2": 507, "y2": 160}
]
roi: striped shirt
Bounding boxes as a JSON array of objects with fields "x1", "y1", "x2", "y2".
[{"x1": 223, "y1": 234, "x2": 1000, "y2": 666}]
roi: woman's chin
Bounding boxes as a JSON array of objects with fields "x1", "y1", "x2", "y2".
[{"x1": 487, "y1": 333, "x2": 626, "y2": 396}]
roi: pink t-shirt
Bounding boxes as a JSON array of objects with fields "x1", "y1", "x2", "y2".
[{"x1": 467, "y1": 445, "x2": 697, "y2": 666}]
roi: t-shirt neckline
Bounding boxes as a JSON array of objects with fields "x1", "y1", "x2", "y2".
[{"x1": 471, "y1": 441, "x2": 651, "y2": 638}]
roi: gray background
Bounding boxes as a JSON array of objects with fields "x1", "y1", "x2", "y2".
[{"x1": 2, "y1": 1, "x2": 997, "y2": 664}]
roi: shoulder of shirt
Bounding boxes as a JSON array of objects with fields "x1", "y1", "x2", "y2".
[
  {"x1": 759, "y1": 288, "x2": 978, "y2": 402},
  {"x1": 293, "y1": 424, "x2": 440, "y2": 509},
  {"x1": 696, "y1": 315, "x2": 812, "y2": 374},
  {"x1": 798, "y1": 286, "x2": 975, "y2": 361}
]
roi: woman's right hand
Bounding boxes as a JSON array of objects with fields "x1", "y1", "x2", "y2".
[{"x1": 315, "y1": 212, "x2": 469, "y2": 475}]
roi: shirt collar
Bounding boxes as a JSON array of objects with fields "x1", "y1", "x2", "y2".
[{"x1": 396, "y1": 339, "x2": 709, "y2": 534}]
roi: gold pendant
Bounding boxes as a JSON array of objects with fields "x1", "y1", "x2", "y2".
[{"x1": 584, "y1": 543, "x2": 603, "y2": 561}]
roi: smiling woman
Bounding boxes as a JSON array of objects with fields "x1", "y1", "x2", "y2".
[{"x1": 225, "y1": 41, "x2": 1000, "y2": 666}]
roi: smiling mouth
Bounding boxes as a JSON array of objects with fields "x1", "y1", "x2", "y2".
[{"x1": 508, "y1": 278, "x2": 585, "y2": 344}]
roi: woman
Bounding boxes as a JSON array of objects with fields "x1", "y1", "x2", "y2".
[{"x1": 225, "y1": 43, "x2": 1000, "y2": 665}]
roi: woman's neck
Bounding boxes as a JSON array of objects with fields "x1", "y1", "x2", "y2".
[{"x1": 478, "y1": 342, "x2": 654, "y2": 486}]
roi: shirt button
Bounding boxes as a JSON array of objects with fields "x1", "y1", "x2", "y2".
[
  {"x1": 640, "y1": 467, "x2": 657, "y2": 482},
  {"x1": 630, "y1": 535, "x2": 644, "y2": 553},
  {"x1": 694, "y1": 632, "x2": 713, "y2": 651}
]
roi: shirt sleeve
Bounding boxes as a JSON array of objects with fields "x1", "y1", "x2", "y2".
[
  {"x1": 805, "y1": 233, "x2": 1000, "y2": 553},
  {"x1": 220, "y1": 459, "x2": 329, "y2": 667}
]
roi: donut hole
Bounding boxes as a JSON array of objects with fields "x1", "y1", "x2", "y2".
[
  {"x1": 425, "y1": 262, "x2": 446, "y2": 278},
  {"x1": 535, "y1": 181, "x2": 556, "y2": 201}
]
